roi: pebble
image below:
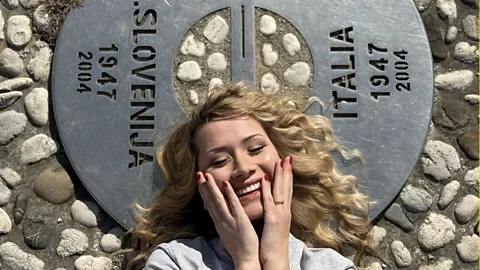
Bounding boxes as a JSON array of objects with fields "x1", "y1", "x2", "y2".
[
  {"x1": 424, "y1": 14, "x2": 448, "y2": 60},
  {"x1": 71, "y1": 200, "x2": 99, "y2": 227},
  {"x1": 259, "y1": 15, "x2": 276, "y2": 36},
  {"x1": 177, "y1": 61, "x2": 202, "y2": 82},
  {"x1": 32, "y1": 4, "x2": 50, "y2": 32},
  {"x1": 284, "y1": 62, "x2": 310, "y2": 87},
  {"x1": 0, "y1": 208, "x2": 12, "y2": 234},
  {"x1": 413, "y1": 0, "x2": 430, "y2": 12},
  {"x1": 20, "y1": 134, "x2": 57, "y2": 164},
  {"x1": 24, "y1": 87, "x2": 48, "y2": 126},
  {"x1": 74, "y1": 255, "x2": 113, "y2": 270},
  {"x1": 463, "y1": 15, "x2": 478, "y2": 41},
  {"x1": 365, "y1": 262, "x2": 382, "y2": 270},
  {"x1": 454, "y1": 194, "x2": 479, "y2": 223},
  {"x1": 19, "y1": 0, "x2": 43, "y2": 8},
  {"x1": 262, "y1": 43, "x2": 278, "y2": 66},
  {"x1": 208, "y1": 78, "x2": 223, "y2": 90},
  {"x1": 420, "y1": 140, "x2": 460, "y2": 181},
  {"x1": 0, "y1": 48, "x2": 24, "y2": 77},
  {"x1": 0, "y1": 77, "x2": 33, "y2": 92},
  {"x1": 22, "y1": 220, "x2": 55, "y2": 250},
  {"x1": 207, "y1": 53, "x2": 227, "y2": 71},
  {"x1": 390, "y1": 241, "x2": 412, "y2": 268},
  {"x1": 260, "y1": 73, "x2": 280, "y2": 95},
  {"x1": 56, "y1": 228, "x2": 89, "y2": 257},
  {"x1": 456, "y1": 234, "x2": 478, "y2": 262},
  {"x1": 6, "y1": 15, "x2": 32, "y2": 48},
  {"x1": 13, "y1": 192, "x2": 28, "y2": 224},
  {"x1": 34, "y1": 166, "x2": 74, "y2": 204},
  {"x1": 0, "y1": 110, "x2": 27, "y2": 145},
  {"x1": 203, "y1": 15, "x2": 229, "y2": 44},
  {"x1": 100, "y1": 227, "x2": 123, "y2": 253},
  {"x1": 0, "y1": 90, "x2": 22, "y2": 110},
  {"x1": 464, "y1": 167, "x2": 478, "y2": 191},
  {"x1": 2, "y1": 0, "x2": 19, "y2": 9},
  {"x1": 453, "y1": 42, "x2": 478, "y2": 63},
  {"x1": 461, "y1": 0, "x2": 478, "y2": 8},
  {"x1": 26, "y1": 41, "x2": 52, "y2": 82},
  {"x1": 180, "y1": 34, "x2": 205, "y2": 57},
  {"x1": 435, "y1": 98, "x2": 470, "y2": 129},
  {"x1": 0, "y1": 242, "x2": 44, "y2": 270},
  {"x1": 0, "y1": 167, "x2": 22, "y2": 188},
  {"x1": 437, "y1": 180, "x2": 460, "y2": 209},
  {"x1": 464, "y1": 94, "x2": 479, "y2": 105},
  {"x1": 0, "y1": 181, "x2": 11, "y2": 206},
  {"x1": 436, "y1": 0, "x2": 457, "y2": 23},
  {"x1": 434, "y1": 70, "x2": 474, "y2": 90},
  {"x1": 418, "y1": 258, "x2": 453, "y2": 270},
  {"x1": 0, "y1": 10, "x2": 4, "y2": 40},
  {"x1": 283, "y1": 33, "x2": 301, "y2": 56},
  {"x1": 384, "y1": 203, "x2": 413, "y2": 232},
  {"x1": 444, "y1": 26, "x2": 458, "y2": 44},
  {"x1": 457, "y1": 132, "x2": 478, "y2": 159},
  {"x1": 418, "y1": 213, "x2": 456, "y2": 251},
  {"x1": 399, "y1": 185, "x2": 432, "y2": 212},
  {"x1": 367, "y1": 226, "x2": 386, "y2": 249},
  {"x1": 188, "y1": 90, "x2": 199, "y2": 105}
]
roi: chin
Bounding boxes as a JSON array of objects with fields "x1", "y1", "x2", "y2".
[{"x1": 244, "y1": 202, "x2": 264, "y2": 221}]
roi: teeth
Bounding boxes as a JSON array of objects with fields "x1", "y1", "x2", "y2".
[{"x1": 235, "y1": 182, "x2": 261, "y2": 196}]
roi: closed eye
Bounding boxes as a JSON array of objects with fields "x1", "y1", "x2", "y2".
[{"x1": 249, "y1": 145, "x2": 265, "y2": 154}]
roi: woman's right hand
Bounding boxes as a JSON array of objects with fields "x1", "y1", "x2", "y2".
[{"x1": 197, "y1": 172, "x2": 261, "y2": 270}]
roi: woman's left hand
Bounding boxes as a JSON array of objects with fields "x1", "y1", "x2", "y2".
[{"x1": 259, "y1": 156, "x2": 293, "y2": 270}]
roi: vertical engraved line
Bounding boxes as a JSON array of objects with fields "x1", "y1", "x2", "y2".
[{"x1": 241, "y1": 5, "x2": 245, "y2": 59}]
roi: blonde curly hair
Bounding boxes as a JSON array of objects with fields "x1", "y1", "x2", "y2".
[{"x1": 126, "y1": 82, "x2": 372, "y2": 269}]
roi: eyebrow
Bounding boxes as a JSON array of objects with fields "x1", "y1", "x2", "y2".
[{"x1": 207, "y1": 134, "x2": 264, "y2": 154}]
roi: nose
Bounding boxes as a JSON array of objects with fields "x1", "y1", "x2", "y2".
[{"x1": 231, "y1": 152, "x2": 256, "y2": 179}]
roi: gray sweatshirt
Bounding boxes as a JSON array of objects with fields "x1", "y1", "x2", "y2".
[{"x1": 144, "y1": 234, "x2": 356, "y2": 270}]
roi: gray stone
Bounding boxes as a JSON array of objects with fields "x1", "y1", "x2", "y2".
[
  {"x1": 259, "y1": 15, "x2": 276, "y2": 36},
  {"x1": 177, "y1": 61, "x2": 202, "y2": 82},
  {"x1": 436, "y1": 0, "x2": 457, "y2": 23},
  {"x1": 437, "y1": 180, "x2": 460, "y2": 209},
  {"x1": 0, "y1": 110, "x2": 27, "y2": 145},
  {"x1": 207, "y1": 53, "x2": 227, "y2": 71},
  {"x1": 188, "y1": 90, "x2": 198, "y2": 105},
  {"x1": 0, "y1": 48, "x2": 24, "y2": 77},
  {"x1": 456, "y1": 234, "x2": 478, "y2": 262},
  {"x1": 260, "y1": 73, "x2": 280, "y2": 95},
  {"x1": 0, "y1": 167, "x2": 21, "y2": 188},
  {"x1": 445, "y1": 26, "x2": 458, "y2": 44},
  {"x1": 1, "y1": 0, "x2": 19, "y2": 9},
  {"x1": 0, "y1": 10, "x2": 4, "y2": 40},
  {"x1": 464, "y1": 94, "x2": 479, "y2": 105},
  {"x1": 282, "y1": 33, "x2": 301, "y2": 56},
  {"x1": 434, "y1": 98, "x2": 470, "y2": 130},
  {"x1": 391, "y1": 240, "x2": 412, "y2": 268},
  {"x1": 32, "y1": 5, "x2": 49, "y2": 32},
  {"x1": 453, "y1": 42, "x2": 478, "y2": 63},
  {"x1": 413, "y1": 0, "x2": 430, "y2": 11},
  {"x1": 384, "y1": 203, "x2": 413, "y2": 232},
  {"x1": 203, "y1": 15, "x2": 228, "y2": 44},
  {"x1": 464, "y1": 167, "x2": 478, "y2": 191},
  {"x1": 20, "y1": 134, "x2": 57, "y2": 164},
  {"x1": 100, "y1": 227, "x2": 123, "y2": 253},
  {"x1": 0, "y1": 208, "x2": 11, "y2": 234},
  {"x1": 365, "y1": 262, "x2": 382, "y2": 270},
  {"x1": 418, "y1": 213, "x2": 455, "y2": 251},
  {"x1": 22, "y1": 220, "x2": 55, "y2": 250},
  {"x1": 463, "y1": 15, "x2": 478, "y2": 41},
  {"x1": 399, "y1": 185, "x2": 432, "y2": 212},
  {"x1": 19, "y1": 0, "x2": 43, "y2": 8},
  {"x1": 56, "y1": 228, "x2": 89, "y2": 257},
  {"x1": 71, "y1": 200, "x2": 99, "y2": 228},
  {"x1": 208, "y1": 78, "x2": 223, "y2": 90},
  {"x1": 461, "y1": 0, "x2": 478, "y2": 8},
  {"x1": 180, "y1": 34, "x2": 205, "y2": 57},
  {"x1": 367, "y1": 226, "x2": 386, "y2": 249},
  {"x1": 0, "y1": 242, "x2": 44, "y2": 270},
  {"x1": 457, "y1": 132, "x2": 478, "y2": 160},
  {"x1": 420, "y1": 140, "x2": 461, "y2": 181},
  {"x1": 6, "y1": 15, "x2": 32, "y2": 48},
  {"x1": 24, "y1": 87, "x2": 48, "y2": 126},
  {"x1": 13, "y1": 192, "x2": 27, "y2": 225},
  {"x1": 262, "y1": 43, "x2": 278, "y2": 66},
  {"x1": 26, "y1": 41, "x2": 52, "y2": 82},
  {"x1": 74, "y1": 255, "x2": 113, "y2": 270},
  {"x1": 418, "y1": 258, "x2": 453, "y2": 270},
  {"x1": 284, "y1": 62, "x2": 310, "y2": 86},
  {"x1": 435, "y1": 70, "x2": 474, "y2": 90},
  {"x1": 34, "y1": 166, "x2": 74, "y2": 204},
  {"x1": 424, "y1": 14, "x2": 448, "y2": 60},
  {"x1": 0, "y1": 77, "x2": 33, "y2": 92},
  {"x1": 454, "y1": 194, "x2": 479, "y2": 223},
  {"x1": 0, "y1": 181, "x2": 11, "y2": 206},
  {"x1": 0, "y1": 91, "x2": 22, "y2": 110}
]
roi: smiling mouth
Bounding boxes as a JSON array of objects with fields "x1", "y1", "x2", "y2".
[{"x1": 235, "y1": 182, "x2": 261, "y2": 197}]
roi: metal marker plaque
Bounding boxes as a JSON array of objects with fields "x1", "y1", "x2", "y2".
[{"x1": 52, "y1": 0, "x2": 433, "y2": 229}]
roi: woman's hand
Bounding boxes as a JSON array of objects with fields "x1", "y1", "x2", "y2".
[
  {"x1": 197, "y1": 172, "x2": 261, "y2": 270},
  {"x1": 259, "y1": 156, "x2": 293, "y2": 270}
]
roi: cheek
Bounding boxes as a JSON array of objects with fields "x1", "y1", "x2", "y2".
[{"x1": 208, "y1": 170, "x2": 232, "y2": 187}]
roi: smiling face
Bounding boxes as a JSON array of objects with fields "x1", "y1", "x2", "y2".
[{"x1": 194, "y1": 116, "x2": 281, "y2": 220}]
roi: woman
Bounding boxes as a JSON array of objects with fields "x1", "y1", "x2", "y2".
[{"x1": 126, "y1": 82, "x2": 372, "y2": 269}]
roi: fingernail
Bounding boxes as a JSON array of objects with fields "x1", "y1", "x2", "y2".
[
  {"x1": 195, "y1": 172, "x2": 201, "y2": 180},
  {"x1": 264, "y1": 174, "x2": 269, "y2": 181},
  {"x1": 222, "y1": 181, "x2": 228, "y2": 188},
  {"x1": 280, "y1": 160, "x2": 284, "y2": 168},
  {"x1": 203, "y1": 173, "x2": 208, "y2": 179},
  {"x1": 289, "y1": 156, "x2": 293, "y2": 165}
]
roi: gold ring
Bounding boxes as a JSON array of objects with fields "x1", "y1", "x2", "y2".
[{"x1": 274, "y1": 200, "x2": 285, "y2": 205}]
